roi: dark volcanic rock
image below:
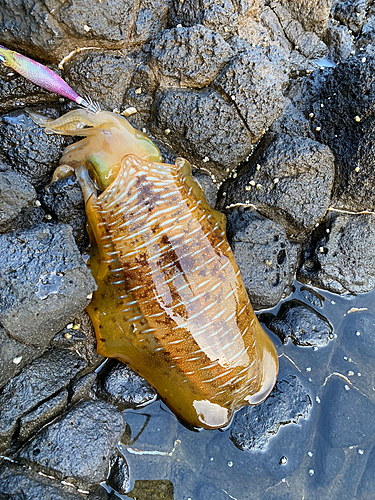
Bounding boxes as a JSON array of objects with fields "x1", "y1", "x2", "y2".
[
  {"x1": 219, "y1": 133, "x2": 335, "y2": 240},
  {"x1": 0, "y1": 462, "x2": 109, "y2": 500},
  {"x1": 0, "y1": 110, "x2": 71, "y2": 190},
  {"x1": 152, "y1": 88, "x2": 252, "y2": 178},
  {"x1": 230, "y1": 374, "x2": 312, "y2": 451},
  {"x1": 169, "y1": 0, "x2": 238, "y2": 39},
  {"x1": 19, "y1": 390, "x2": 69, "y2": 441},
  {"x1": 0, "y1": 64, "x2": 60, "y2": 114},
  {"x1": 18, "y1": 400, "x2": 125, "y2": 485},
  {"x1": 150, "y1": 25, "x2": 232, "y2": 88},
  {"x1": 0, "y1": 327, "x2": 44, "y2": 390},
  {"x1": 0, "y1": 348, "x2": 86, "y2": 451},
  {"x1": 70, "y1": 372, "x2": 98, "y2": 405},
  {"x1": 310, "y1": 48, "x2": 375, "y2": 211},
  {"x1": 0, "y1": 167, "x2": 36, "y2": 233},
  {"x1": 332, "y1": 0, "x2": 369, "y2": 35},
  {"x1": 298, "y1": 213, "x2": 375, "y2": 294},
  {"x1": 107, "y1": 454, "x2": 130, "y2": 495},
  {"x1": 215, "y1": 47, "x2": 287, "y2": 143},
  {"x1": 0, "y1": 0, "x2": 167, "y2": 63},
  {"x1": 39, "y1": 175, "x2": 87, "y2": 249},
  {"x1": 320, "y1": 377, "x2": 375, "y2": 447},
  {"x1": 0, "y1": 223, "x2": 96, "y2": 347},
  {"x1": 261, "y1": 299, "x2": 333, "y2": 346},
  {"x1": 324, "y1": 23, "x2": 355, "y2": 62},
  {"x1": 226, "y1": 208, "x2": 300, "y2": 309},
  {"x1": 97, "y1": 362, "x2": 156, "y2": 410},
  {"x1": 64, "y1": 50, "x2": 137, "y2": 112}
]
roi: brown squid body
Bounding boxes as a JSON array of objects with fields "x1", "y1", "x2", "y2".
[{"x1": 32, "y1": 109, "x2": 278, "y2": 429}]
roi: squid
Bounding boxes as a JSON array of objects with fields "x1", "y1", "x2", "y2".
[{"x1": 1, "y1": 46, "x2": 278, "y2": 429}]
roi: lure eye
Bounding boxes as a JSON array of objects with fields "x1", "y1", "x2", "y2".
[{"x1": 86, "y1": 155, "x2": 118, "y2": 190}]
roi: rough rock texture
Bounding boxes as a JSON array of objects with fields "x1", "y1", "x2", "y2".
[
  {"x1": 324, "y1": 22, "x2": 355, "y2": 62},
  {"x1": 0, "y1": 462, "x2": 109, "y2": 500},
  {"x1": 298, "y1": 213, "x2": 375, "y2": 294},
  {"x1": 0, "y1": 64, "x2": 60, "y2": 114},
  {"x1": 150, "y1": 25, "x2": 232, "y2": 88},
  {"x1": 70, "y1": 372, "x2": 98, "y2": 405},
  {"x1": 0, "y1": 167, "x2": 36, "y2": 233},
  {"x1": 39, "y1": 175, "x2": 87, "y2": 249},
  {"x1": 152, "y1": 88, "x2": 252, "y2": 178},
  {"x1": 219, "y1": 133, "x2": 335, "y2": 240},
  {"x1": 0, "y1": 223, "x2": 96, "y2": 347},
  {"x1": 0, "y1": 110, "x2": 72, "y2": 190},
  {"x1": 226, "y1": 207, "x2": 300, "y2": 309},
  {"x1": 0, "y1": 0, "x2": 168, "y2": 62},
  {"x1": 309, "y1": 48, "x2": 375, "y2": 211},
  {"x1": 332, "y1": 0, "x2": 370, "y2": 35},
  {"x1": 107, "y1": 454, "x2": 130, "y2": 495},
  {"x1": 276, "y1": 0, "x2": 333, "y2": 36},
  {"x1": 169, "y1": 0, "x2": 239, "y2": 39},
  {"x1": 230, "y1": 374, "x2": 312, "y2": 451},
  {"x1": 18, "y1": 401, "x2": 125, "y2": 486},
  {"x1": 19, "y1": 390, "x2": 69, "y2": 442},
  {"x1": 64, "y1": 50, "x2": 138, "y2": 112},
  {"x1": 261, "y1": 299, "x2": 334, "y2": 346},
  {"x1": 215, "y1": 48, "x2": 286, "y2": 143},
  {"x1": 0, "y1": 348, "x2": 86, "y2": 451},
  {"x1": 97, "y1": 362, "x2": 156, "y2": 410}
]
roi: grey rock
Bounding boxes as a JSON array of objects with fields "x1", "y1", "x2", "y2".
[
  {"x1": 70, "y1": 372, "x2": 98, "y2": 405},
  {"x1": 298, "y1": 213, "x2": 375, "y2": 294},
  {"x1": 0, "y1": 327, "x2": 44, "y2": 390},
  {"x1": 275, "y1": 0, "x2": 333, "y2": 36},
  {"x1": 215, "y1": 48, "x2": 286, "y2": 143},
  {"x1": 107, "y1": 454, "x2": 130, "y2": 495},
  {"x1": 0, "y1": 0, "x2": 167, "y2": 63},
  {"x1": 358, "y1": 14, "x2": 375, "y2": 46},
  {"x1": 19, "y1": 390, "x2": 69, "y2": 441},
  {"x1": 169, "y1": 0, "x2": 238, "y2": 38},
  {"x1": 39, "y1": 175, "x2": 87, "y2": 250},
  {"x1": 18, "y1": 400, "x2": 125, "y2": 485},
  {"x1": 0, "y1": 169, "x2": 37, "y2": 233},
  {"x1": 230, "y1": 374, "x2": 312, "y2": 451},
  {"x1": 152, "y1": 88, "x2": 252, "y2": 179},
  {"x1": 271, "y1": 3, "x2": 328, "y2": 59},
  {"x1": 51, "y1": 328, "x2": 88, "y2": 349},
  {"x1": 0, "y1": 110, "x2": 71, "y2": 190},
  {"x1": 219, "y1": 133, "x2": 335, "y2": 240},
  {"x1": 0, "y1": 223, "x2": 97, "y2": 347},
  {"x1": 332, "y1": 0, "x2": 369, "y2": 35},
  {"x1": 261, "y1": 299, "x2": 333, "y2": 346},
  {"x1": 150, "y1": 25, "x2": 232, "y2": 88},
  {"x1": 64, "y1": 50, "x2": 137, "y2": 112},
  {"x1": 271, "y1": 98, "x2": 315, "y2": 139},
  {"x1": 321, "y1": 377, "x2": 375, "y2": 447},
  {"x1": 309, "y1": 49, "x2": 375, "y2": 211},
  {"x1": 324, "y1": 23, "x2": 355, "y2": 62},
  {"x1": 299, "y1": 286, "x2": 325, "y2": 308},
  {"x1": 0, "y1": 64, "x2": 60, "y2": 114},
  {"x1": 97, "y1": 362, "x2": 156, "y2": 410},
  {"x1": 0, "y1": 348, "x2": 86, "y2": 450},
  {"x1": 0, "y1": 462, "x2": 109, "y2": 500},
  {"x1": 225, "y1": 207, "x2": 300, "y2": 310}
]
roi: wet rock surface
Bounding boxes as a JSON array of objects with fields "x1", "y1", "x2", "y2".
[
  {"x1": 97, "y1": 361, "x2": 156, "y2": 410},
  {"x1": 0, "y1": 110, "x2": 72, "y2": 190},
  {"x1": 0, "y1": 348, "x2": 86, "y2": 451},
  {"x1": 0, "y1": 223, "x2": 96, "y2": 347},
  {"x1": 18, "y1": 400, "x2": 125, "y2": 486},
  {"x1": 230, "y1": 374, "x2": 312, "y2": 451},
  {"x1": 299, "y1": 212, "x2": 375, "y2": 294},
  {"x1": 261, "y1": 299, "x2": 334, "y2": 346},
  {"x1": 219, "y1": 133, "x2": 335, "y2": 239},
  {"x1": 225, "y1": 207, "x2": 300, "y2": 309}
]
